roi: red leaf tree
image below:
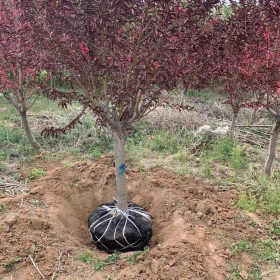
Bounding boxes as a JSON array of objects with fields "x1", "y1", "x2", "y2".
[
  {"x1": 24, "y1": 0, "x2": 219, "y2": 251},
  {"x1": 210, "y1": 1, "x2": 280, "y2": 173},
  {"x1": 27, "y1": 0, "x2": 217, "y2": 209},
  {"x1": 0, "y1": 0, "x2": 50, "y2": 154},
  {"x1": 256, "y1": 1, "x2": 280, "y2": 176}
]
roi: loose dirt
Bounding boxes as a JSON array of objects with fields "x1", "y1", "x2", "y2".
[{"x1": 0, "y1": 155, "x2": 278, "y2": 279}]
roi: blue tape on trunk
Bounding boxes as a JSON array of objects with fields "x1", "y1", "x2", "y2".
[{"x1": 118, "y1": 164, "x2": 126, "y2": 176}]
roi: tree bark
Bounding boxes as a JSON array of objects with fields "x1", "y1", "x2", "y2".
[
  {"x1": 265, "y1": 120, "x2": 280, "y2": 176},
  {"x1": 20, "y1": 110, "x2": 41, "y2": 155},
  {"x1": 230, "y1": 110, "x2": 238, "y2": 141},
  {"x1": 112, "y1": 128, "x2": 128, "y2": 212}
]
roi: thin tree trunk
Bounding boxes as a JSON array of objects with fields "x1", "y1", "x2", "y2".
[
  {"x1": 265, "y1": 120, "x2": 280, "y2": 176},
  {"x1": 4, "y1": 92, "x2": 41, "y2": 155},
  {"x1": 230, "y1": 111, "x2": 238, "y2": 141},
  {"x1": 250, "y1": 110, "x2": 258, "y2": 125},
  {"x1": 112, "y1": 128, "x2": 128, "y2": 212},
  {"x1": 20, "y1": 110, "x2": 41, "y2": 155}
]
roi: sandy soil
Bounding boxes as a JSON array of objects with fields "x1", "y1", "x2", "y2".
[{"x1": 0, "y1": 155, "x2": 279, "y2": 280}]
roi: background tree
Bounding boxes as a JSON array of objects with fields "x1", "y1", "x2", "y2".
[
  {"x1": 0, "y1": 0, "x2": 50, "y2": 155},
  {"x1": 208, "y1": 1, "x2": 264, "y2": 139},
  {"x1": 259, "y1": 1, "x2": 280, "y2": 176},
  {"x1": 211, "y1": 0, "x2": 280, "y2": 173}
]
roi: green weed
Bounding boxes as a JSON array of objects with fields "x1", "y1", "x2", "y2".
[
  {"x1": 32, "y1": 200, "x2": 41, "y2": 206},
  {"x1": 94, "y1": 251, "x2": 120, "y2": 271},
  {"x1": 94, "y1": 258, "x2": 106, "y2": 271},
  {"x1": 232, "y1": 240, "x2": 253, "y2": 255},
  {"x1": 28, "y1": 168, "x2": 46, "y2": 180},
  {"x1": 4, "y1": 257, "x2": 22, "y2": 272},
  {"x1": 75, "y1": 252, "x2": 93, "y2": 263},
  {"x1": 124, "y1": 246, "x2": 150, "y2": 265}
]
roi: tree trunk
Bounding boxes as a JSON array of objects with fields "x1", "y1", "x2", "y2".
[
  {"x1": 4, "y1": 92, "x2": 41, "y2": 155},
  {"x1": 20, "y1": 110, "x2": 41, "y2": 155},
  {"x1": 265, "y1": 120, "x2": 280, "y2": 176},
  {"x1": 230, "y1": 111, "x2": 238, "y2": 141},
  {"x1": 250, "y1": 110, "x2": 258, "y2": 125},
  {"x1": 112, "y1": 128, "x2": 128, "y2": 212}
]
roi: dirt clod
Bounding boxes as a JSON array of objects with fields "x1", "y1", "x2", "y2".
[
  {"x1": 195, "y1": 200, "x2": 211, "y2": 214},
  {"x1": 30, "y1": 217, "x2": 43, "y2": 229},
  {"x1": 151, "y1": 259, "x2": 160, "y2": 274}
]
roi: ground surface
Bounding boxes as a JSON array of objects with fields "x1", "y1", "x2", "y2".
[{"x1": 0, "y1": 155, "x2": 279, "y2": 280}]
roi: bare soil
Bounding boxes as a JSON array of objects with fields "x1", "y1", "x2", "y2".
[{"x1": 0, "y1": 155, "x2": 279, "y2": 280}]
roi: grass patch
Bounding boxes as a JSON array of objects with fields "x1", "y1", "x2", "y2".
[
  {"x1": 201, "y1": 137, "x2": 250, "y2": 172},
  {"x1": 227, "y1": 263, "x2": 263, "y2": 280},
  {"x1": 128, "y1": 126, "x2": 189, "y2": 155},
  {"x1": 234, "y1": 175, "x2": 280, "y2": 214},
  {"x1": 235, "y1": 192, "x2": 258, "y2": 212},
  {"x1": 231, "y1": 238, "x2": 280, "y2": 270},
  {"x1": 232, "y1": 240, "x2": 253, "y2": 255},
  {"x1": 271, "y1": 220, "x2": 280, "y2": 236},
  {"x1": 28, "y1": 168, "x2": 46, "y2": 180},
  {"x1": 228, "y1": 263, "x2": 262, "y2": 280}
]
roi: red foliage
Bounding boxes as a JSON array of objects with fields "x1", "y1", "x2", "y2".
[
  {"x1": 0, "y1": 0, "x2": 49, "y2": 107},
  {"x1": 24, "y1": 0, "x2": 217, "y2": 136},
  {"x1": 209, "y1": 1, "x2": 280, "y2": 113}
]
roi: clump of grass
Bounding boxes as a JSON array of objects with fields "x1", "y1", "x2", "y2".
[
  {"x1": 201, "y1": 137, "x2": 249, "y2": 172},
  {"x1": 232, "y1": 240, "x2": 253, "y2": 255},
  {"x1": 75, "y1": 252, "x2": 93, "y2": 263},
  {"x1": 61, "y1": 160, "x2": 75, "y2": 168},
  {"x1": 124, "y1": 246, "x2": 150, "y2": 265},
  {"x1": 32, "y1": 200, "x2": 41, "y2": 207},
  {"x1": 271, "y1": 220, "x2": 280, "y2": 236},
  {"x1": 28, "y1": 168, "x2": 46, "y2": 180},
  {"x1": 235, "y1": 192, "x2": 258, "y2": 212},
  {"x1": 94, "y1": 252, "x2": 121, "y2": 271}
]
